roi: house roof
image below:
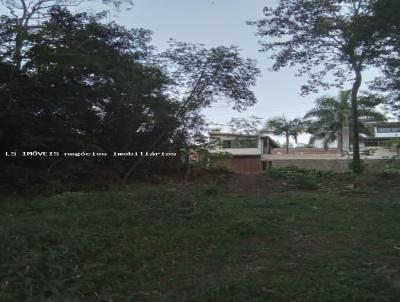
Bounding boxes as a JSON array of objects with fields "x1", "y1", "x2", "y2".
[{"x1": 208, "y1": 132, "x2": 259, "y2": 138}]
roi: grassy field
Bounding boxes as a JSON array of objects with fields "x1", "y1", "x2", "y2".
[{"x1": 1, "y1": 175, "x2": 400, "y2": 301}]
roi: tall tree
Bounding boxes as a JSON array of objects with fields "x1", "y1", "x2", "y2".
[
  {"x1": 304, "y1": 90, "x2": 386, "y2": 149},
  {"x1": 265, "y1": 116, "x2": 303, "y2": 154},
  {"x1": 250, "y1": 0, "x2": 390, "y2": 173},
  {"x1": 122, "y1": 41, "x2": 261, "y2": 183}
]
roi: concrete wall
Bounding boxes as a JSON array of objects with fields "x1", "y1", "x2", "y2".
[
  {"x1": 268, "y1": 159, "x2": 400, "y2": 173},
  {"x1": 210, "y1": 148, "x2": 260, "y2": 155},
  {"x1": 314, "y1": 139, "x2": 338, "y2": 149},
  {"x1": 375, "y1": 132, "x2": 400, "y2": 138},
  {"x1": 263, "y1": 154, "x2": 340, "y2": 161},
  {"x1": 230, "y1": 157, "x2": 262, "y2": 173},
  {"x1": 265, "y1": 147, "x2": 398, "y2": 160},
  {"x1": 214, "y1": 156, "x2": 262, "y2": 173},
  {"x1": 272, "y1": 148, "x2": 338, "y2": 155}
]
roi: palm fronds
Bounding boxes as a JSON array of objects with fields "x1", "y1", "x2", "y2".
[{"x1": 304, "y1": 90, "x2": 387, "y2": 149}]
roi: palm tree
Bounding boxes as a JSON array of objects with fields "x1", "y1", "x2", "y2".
[
  {"x1": 304, "y1": 91, "x2": 386, "y2": 150},
  {"x1": 265, "y1": 116, "x2": 303, "y2": 154}
]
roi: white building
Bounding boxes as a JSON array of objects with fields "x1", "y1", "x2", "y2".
[
  {"x1": 208, "y1": 130, "x2": 279, "y2": 172},
  {"x1": 314, "y1": 122, "x2": 400, "y2": 158}
]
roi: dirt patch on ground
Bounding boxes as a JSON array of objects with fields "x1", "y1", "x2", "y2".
[
  {"x1": 130, "y1": 169, "x2": 400, "y2": 197},
  {"x1": 225, "y1": 173, "x2": 296, "y2": 195},
  {"x1": 224, "y1": 172, "x2": 400, "y2": 196}
]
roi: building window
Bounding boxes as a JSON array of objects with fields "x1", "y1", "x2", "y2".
[
  {"x1": 222, "y1": 140, "x2": 232, "y2": 148},
  {"x1": 221, "y1": 138, "x2": 258, "y2": 149},
  {"x1": 231, "y1": 138, "x2": 258, "y2": 148},
  {"x1": 377, "y1": 127, "x2": 392, "y2": 133},
  {"x1": 377, "y1": 127, "x2": 400, "y2": 133},
  {"x1": 364, "y1": 141, "x2": 386, "y2": 147}
]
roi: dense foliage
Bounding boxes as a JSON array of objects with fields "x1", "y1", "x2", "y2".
[{"x1": 0, "y1": 6, "x2": 259, "y2": 190}]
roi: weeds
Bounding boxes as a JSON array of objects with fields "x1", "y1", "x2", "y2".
[
  {"x1": 267, "y1": 166, "x2": 336, "y2": 179},
  {"x1": 382, "y1": 157, "x2": 400, "y2": 177},
  {"x1": 267, "y1": 166, "x2": 335, "y2": 190}
]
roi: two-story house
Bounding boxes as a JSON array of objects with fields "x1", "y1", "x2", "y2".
[{"x1": 208, "y1": 129, "x2": 279, "y2": 173}]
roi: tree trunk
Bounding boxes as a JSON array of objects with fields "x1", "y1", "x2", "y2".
[
  {"x1": 7, "y1": 19, "x2": 27, "y2": 110},
  {"x1": 7, "y1": 32, "x2": 23, "y2": 110},
  {"x1": 350, "y1": 67, "x2": 362, "y2": 173},
  {"x1": 285, "y1": 134, "x2": 289, "y2": 154},
  {"x1": 337, "y1": 130, "x2": 343, "y2": 152},
  {"x1": 14, "y1": 30, "x2": 24, "y2": 71}
]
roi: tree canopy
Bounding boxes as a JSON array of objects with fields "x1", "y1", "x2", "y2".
[{"x1": 0, "y1": 5, "x2": 261, "y2": 190}]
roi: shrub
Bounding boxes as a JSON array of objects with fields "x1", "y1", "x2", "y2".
[
  {"x1": 203, "y1": 185, "x2": 223, "y2": 196},
  {"x1": 292, "y1": 175, "x2": 320, "y2": 190},
  {"x1": 206, "y1": 164, "x2": 233, "y2": 174},
  {"x1": 382, "y1": 157, "x2": 400, "y2": 177}
]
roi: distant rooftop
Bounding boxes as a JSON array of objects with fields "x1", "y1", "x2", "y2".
[
  {"x1": 367, "y1": 121, "x2": 400, "y2": 127},
  {"x1": 208, "y1": 131, "x2": 259, "y2": 138}
]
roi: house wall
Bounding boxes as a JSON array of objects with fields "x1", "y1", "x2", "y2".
[
  {"x1": 231, "y1": 156, "x2": 262, "y2": 173},
  {"x1": 268, "y1": 147, "x2": 397, "y2": 159},
  {"x1": 214, "y1": 156, "x2": 262, "y2": 173},
  {"x1": 272, "y1": 148, "x2": 338, "y2": 155},
  {"x1": 258, "y1": 139, "x2": 263, "y2": 154},
  {"x1": 268, "y1": 159, "x2": 400, "y2": 173},
  {"x1": 210, "y1": 148, "x2": 260, "y2": 155},
  {"x1": 314, "y1": 139, "x2": 338, "y2": 149},
  {"x1": 375, "y1": 132, "x2": 400, "y2": 138}
]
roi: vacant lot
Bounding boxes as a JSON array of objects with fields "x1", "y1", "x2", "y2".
[{"x1": 1, "y1": 174, "x2": 400, "y2": 301}]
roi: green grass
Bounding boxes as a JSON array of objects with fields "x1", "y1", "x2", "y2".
[{"x1": 1, "y1": 181, "x2": 400, "y2": 301}]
